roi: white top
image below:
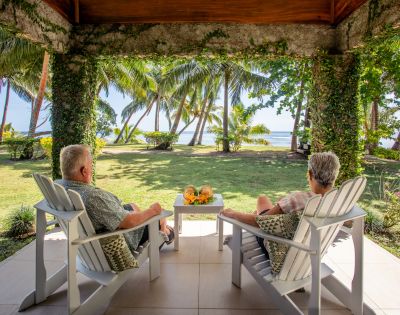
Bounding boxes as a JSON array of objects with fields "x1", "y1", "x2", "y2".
[{"x1": 173, "y1": 193, "x2": 224, "y2": 213}]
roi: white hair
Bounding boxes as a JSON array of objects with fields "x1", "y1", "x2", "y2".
[
  {"x1": 308, "y1": 152, "x2": 340, "y2": 188},
  {"x1": 60, "y1": 144, "x2": 91, "y2": 180}
]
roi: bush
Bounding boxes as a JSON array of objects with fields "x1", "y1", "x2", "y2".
[
  {"x1": 372, "y1": 147, "x2": 400, "y2": 161},
  {"x1": 39, "y1": 137, "x2": 53, "y2": 159},
  {"x1": 364, "y1": 211, "x2": 386, "y2": 234},
  {"x1": 95, "y1": 138, "x2": 107, "y2": 156},
  {"x1": 5, "y1": 205, "x2": 35, "y2": 238},
  {"x1": 39, "y1": 137, "x2": 107, "y2": 159},
  {"x1": 4, "y1": 137, "x2": 40, "y2": 160},
  {"x1": 383, "y1": 189, "x2": 400, "y2": 228},
  {"x1": 143, "y1": 132, "x2": 178, "y2": 149}
]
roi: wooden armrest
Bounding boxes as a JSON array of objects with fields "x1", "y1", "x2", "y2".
[
  {"x1": 304, "y1": 205, "x2": 366, "y2": 230},
  {"x1": 72, "y1": 210, "x2": 173, "y2": 245},
  {"x1": 218, "y1": 214, "x2": 314, "y2": 253},
  {"x1": 34, "y1": 200, "x2": 85, "y2": 221}
]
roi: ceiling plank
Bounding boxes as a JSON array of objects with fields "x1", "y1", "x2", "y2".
[{"x1": 74, "y1": 0, "x2": 80, "y2": 24}]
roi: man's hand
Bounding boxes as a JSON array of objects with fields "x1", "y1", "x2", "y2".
[
  {"x1": 220, "y1": 208, "x2": 237, "y2": 219},
  {"x1": 149, "y1": 202, "x2": 162, "y2": 215}
]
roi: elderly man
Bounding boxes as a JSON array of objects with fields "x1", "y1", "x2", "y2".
[
  {"x1": 221, "y1": 151, "x2": 340, "y2": 257},
  {"x1": 57, "y1": 144, "x2": 174, "y2": 252}
]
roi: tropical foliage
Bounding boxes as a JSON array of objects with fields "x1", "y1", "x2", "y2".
[{"x1": 209, "y1": 103, "x2": 270, "y2": 152}]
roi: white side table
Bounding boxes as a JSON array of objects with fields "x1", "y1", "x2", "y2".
[{"x1": 173, "y1": 193, "x2": 224, "y2": 251}]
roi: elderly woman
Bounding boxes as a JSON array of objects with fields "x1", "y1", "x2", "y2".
[{"x1": 220, "y1": 152, "x2": 340, "y2": 256}]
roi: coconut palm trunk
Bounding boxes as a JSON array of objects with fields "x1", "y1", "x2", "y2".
[
  {"x1": 223, "y1": 69, "x2": 230, "y2": 152},
  {"x1": 125, "y1": 99, "x2": 155, "y2": 143},
  {"x1": 369, "y1": 98, "x2": 379, "y2": 153},
  {"x1": 392, "y1": 131, "x2": 400, "y2": 150},
  {"x1": 170, "y1": 92, "x2": 188, "y2": 134},
  {"x1": 28, "y1": 51, "x2": 50, "y2": 137},
  {"x1": 178, "y1": 116, "x2": 196, "y2": 135},
  {"x1": 290, "y1": 75, "x2": 306, "y2": 151},
  {"x1": 0, "y1": 79, "x2": 11, "y2": 143},
  {"x1": 188, "y1": 97, "x2": 208, "y2": 146},
  {"x1": 154, "y1": 93, "x2": 160, "y2": 131},
  {"x1": 197, "y1": 100, "x2": 212, "y2": 145},
  {"x1": 115, "y1": 109, "x2": 135, "y2": 143}
]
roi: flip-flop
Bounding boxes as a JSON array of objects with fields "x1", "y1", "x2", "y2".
[{"x1": 165, "y1": 225, "x2": 175, "y2": 245}]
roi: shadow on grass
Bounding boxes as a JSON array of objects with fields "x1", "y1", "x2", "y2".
[{"x1": 97, "y1": 152, "x2": 309, "y2": 201}]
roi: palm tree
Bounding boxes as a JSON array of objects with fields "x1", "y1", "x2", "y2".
[
  {"x1": 28, "y1": 51, "x2": 50, "y2": 137},
  {"x1": 209, "y1": 61, "x2": 272, "y2": 152},
  {"x1": 198, "y1": 102, "x2": 222, "y2": 145},
  {"x1": 0, "y1": 79, "x2": 10, "y2": 142}
]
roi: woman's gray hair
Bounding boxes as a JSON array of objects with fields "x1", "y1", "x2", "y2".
[
  {"x1": 60, "y1": 144, "x2": 91, "y2": 179},
  {"x1": 308, "y1": 152, "x2": 340, "y2": 188}
]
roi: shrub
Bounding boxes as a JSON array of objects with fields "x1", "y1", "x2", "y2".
[
  {"x1": 143, "y1": 132, "x2": 178, "y2": 149},
  {"x1": 95, "y1": 138, "x2": 107, "y2": 156},
  {"x1": 364, "y1": 211, "x2": 386, "y2": 234},
  {"x1": 39, "y1": 137, "x2": 107, "y2": 159},
  {"x1": 39, "y1": 137, "x2": 53, "y2": 159},
  {"x1": 5, "y1": 205, "x2": 35, "y2": 238},
  {"x1": 383, "y1": 189, "x2": 400, "y2": 228},
  {"x1": 4, "y1": 137, "x2": 40, "y2": 160},
  {"x1": 372, "y1": 147, "x2": 400, "y2": 161}
]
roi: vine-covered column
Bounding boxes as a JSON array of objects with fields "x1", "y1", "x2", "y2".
[
  {"x1": 51, "y1": 53, "x2": 98, "y2": 179},
  {"x1": 310, "y1": 52, "x2": 364, "y2": 183}
]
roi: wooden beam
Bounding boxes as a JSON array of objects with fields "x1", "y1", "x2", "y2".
[
  {"x1": 330, "y1": 0, "x2": 335, "y2": 24},
  {"x1": 74, "y1": 0, "x2": 80, "y2": 24}
]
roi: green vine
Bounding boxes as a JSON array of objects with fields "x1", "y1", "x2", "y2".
[
  {"x1": 1, "y1": 0, "x2": 67, "y2": 35},
  {"x1": 310, "y1": 51, "x2": 364, "y2": 184},
  {"x1": 51, "y1": 53, "x2": 99, "y2": 180}
]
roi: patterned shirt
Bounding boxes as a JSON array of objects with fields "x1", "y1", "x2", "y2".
[
  {"x1": 277, "y1": 191, "x2": 316, "y2": 213},
  {"x1": 56, "y1": 179, "x2": 145, "y2": 251}
]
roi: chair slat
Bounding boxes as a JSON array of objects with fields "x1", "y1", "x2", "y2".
[
  {"x1": 278, "y1": 195, "x2": 321, "y2": 280},
  {"x1": 67, "y1": 190, "x2": 111, "y2": 272}
]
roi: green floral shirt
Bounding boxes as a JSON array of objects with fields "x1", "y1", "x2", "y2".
[{"x1": 56, "y1": 179, "x2": 145, "y2": 251}]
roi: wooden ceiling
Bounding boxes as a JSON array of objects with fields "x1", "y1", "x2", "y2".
[{"x1": 43, "y1": 0, "x2": 367, "y2": 25}]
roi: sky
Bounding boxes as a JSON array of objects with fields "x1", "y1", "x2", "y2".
[{"x1": 0, "y1": 85, "x2": 295, "y2": 133}]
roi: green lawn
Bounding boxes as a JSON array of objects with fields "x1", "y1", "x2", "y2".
[{"x1": 0, "y1": 144, "x2": 399, "y2": 260}]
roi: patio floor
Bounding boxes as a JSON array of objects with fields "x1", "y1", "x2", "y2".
[{"x1": 0, "y1": 220, "x2": 399, "y2": 315}]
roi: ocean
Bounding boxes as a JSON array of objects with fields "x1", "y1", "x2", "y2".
[{"x1": 177, "y1": 131, "x2": 292, "y2": 147}]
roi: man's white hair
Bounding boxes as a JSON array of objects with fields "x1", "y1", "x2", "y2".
[
  {"x1": 308, "y1": 152, "x2": 340, "y2": 188},
  {"x1": 60, "y1": 144, "x2": 91, "y2": 180}
]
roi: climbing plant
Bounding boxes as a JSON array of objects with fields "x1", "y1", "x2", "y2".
[
  {"x1": 310, "y1": 52, "x2": 364, "y2": 184},
  {"x1": 51, "y1": 53, "x2": 99, "y2": 180}
]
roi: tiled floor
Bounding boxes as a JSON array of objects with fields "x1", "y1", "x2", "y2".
[{"x1": 0, "y1": 221, "x2": 399, "y2": 315}]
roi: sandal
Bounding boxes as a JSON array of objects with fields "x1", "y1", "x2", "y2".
[{"x1": 165, "y1": 225, "x2": 175, "y2": 245}]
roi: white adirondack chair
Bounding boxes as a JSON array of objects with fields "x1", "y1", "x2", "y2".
[
  {"x1": 220, "y1": 176, "x2": 373, "y2": 315},
  {"x1": 19, "y1": 174, "x2": 172, "y2": 315}
]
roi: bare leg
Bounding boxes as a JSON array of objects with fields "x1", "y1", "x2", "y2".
[{"x1": 256, "y1": 194, "x2": 274, "y2": 215}]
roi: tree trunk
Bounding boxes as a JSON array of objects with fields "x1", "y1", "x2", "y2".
[
  {"x1": 392, "y1": 130, "x2": 400, "y2": 150},
  {"x1": 0, "y1": 79, "x2": 11, "y2": 143},
  {"x1": 223, "y1": 70, "x2": 230, "y2": 152},
  {"x1": 188, "y1": 97, "x2": 208, "y2": 146},
  {"x1": 291, "y1": 73, "x2": 306, "y2": 151},
  {"x1": 369, "y1": 98, "x2": 379, "y2": 153},
  {"x1": 154, "y1": 93, "x2": 160, "y2": 131},
  {"x1": 198, "y1": 100, "x2": 212, "y2": 145},
  {"x1": 114, "y1": 109, "x2": 135, "y2": 143},
  {"x1": 125, "y1": 99, "x2": 155, "y2": 143},
  {"x1": 178, "y1": 116, "x2": 196, "y2": 135},
  {"x1": 28, "y1": 51, "x2": 50, "y2": 137},
  {"x1": 170, "y1": 92, "x2": 188, "y2": 134},
  {"x1": 303, "y1": 102, "x2": 310, "y2": 129}
]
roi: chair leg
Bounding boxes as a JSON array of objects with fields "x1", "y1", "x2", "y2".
[
  {"x1": 323, "y1": 217, "x2": 365, "y2": 315},
  {"x1": 309, "y1": 226, "x2": 322, "y2": 315},
  {"x1": 232, "y1": 225, "x2": 242, "y2": 288},
  {"x1": 67, "y1": 218, "x2": 81, "y2": 315},
  {"x1": 149, "y1": 221, "x2": 161, "y2": 281},
  {"x1": 35, "y1": 209, "x2": 47, "y2": 303}
]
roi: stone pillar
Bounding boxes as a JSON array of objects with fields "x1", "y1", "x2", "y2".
[
  {"x1": 310, "y1": 52, "x2": 363, "y2": 183},
  {"x1": 51, "y1": 53, "x2": 98, "y2": 179}
]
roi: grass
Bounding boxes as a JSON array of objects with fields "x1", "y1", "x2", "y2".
[{"x1": 0, "y1": 144, "x2": 399, "y2": 261}]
